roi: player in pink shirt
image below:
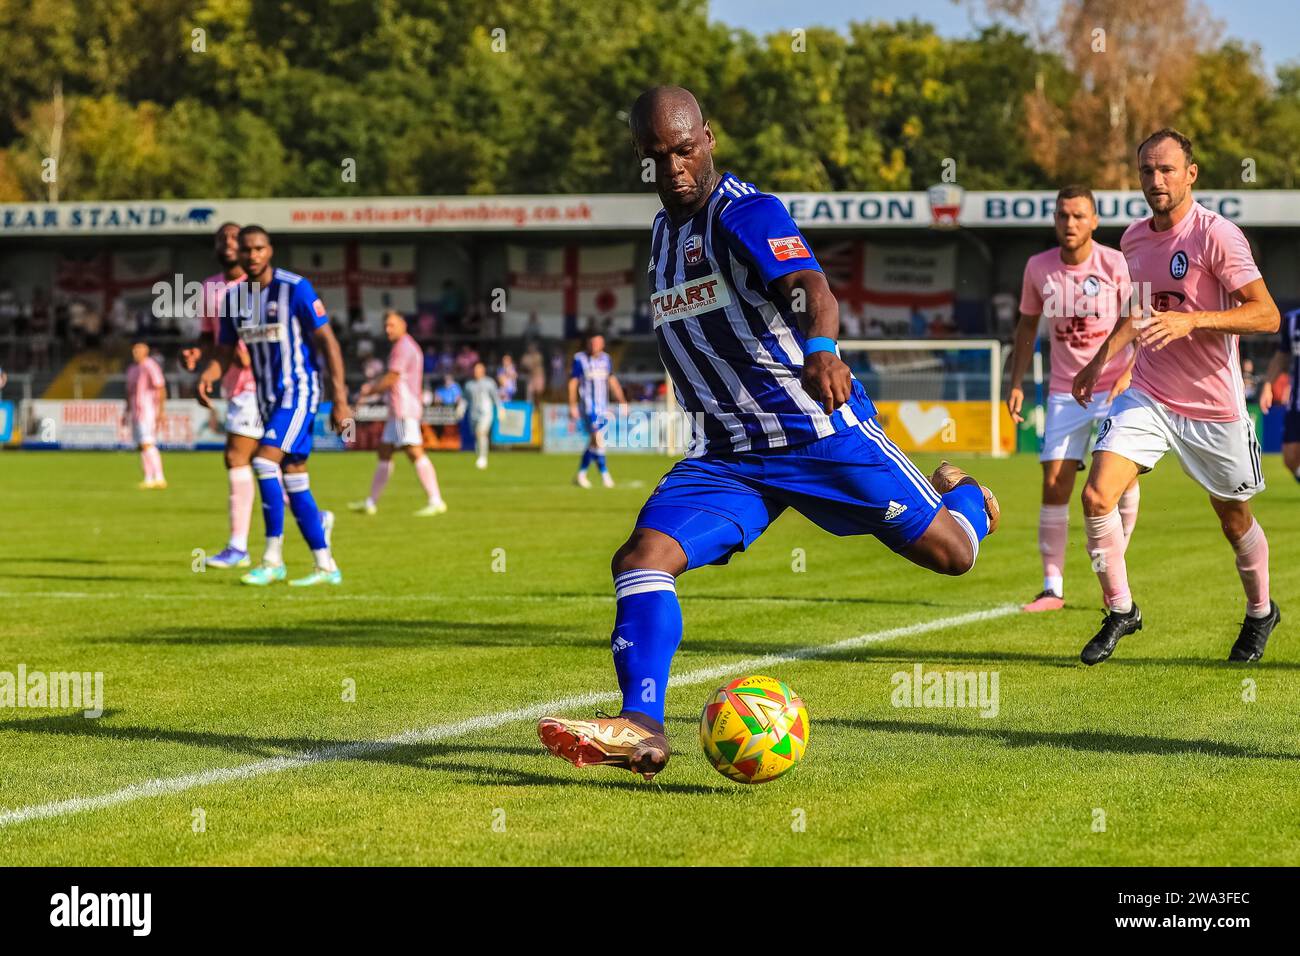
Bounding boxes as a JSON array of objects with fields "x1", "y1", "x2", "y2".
[
  {"x1": 183, "y1": 222, "x2": 280, "y2": 569},
  {"x1": 124, "y1": 342, "x2": 167, "y2": 489},
  {"x1": 349, "y1": 311, "x2": 447, "y2": 517},
  {"x1": 1007, "y1": 185, "x2": 1140, "y2": 612},
  {"x1": 1072, "y1": 129, "x2": 1281, "y2": 664}
]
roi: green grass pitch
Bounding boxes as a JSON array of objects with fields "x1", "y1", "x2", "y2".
[{"x1": 1, "y1": 448, "x2": 1297, "y2": 866}]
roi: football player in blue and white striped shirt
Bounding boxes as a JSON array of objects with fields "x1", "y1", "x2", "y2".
[
  {"x1": 1259, "y1": 306, "x2": 1300, "y2": 482},
  {"x1": 568, "y1": 333, "x2": 627, "y2": 487},
  {"x1": 538, "y1": 87, "x2": 1002, "y2": 780},
  {"x1": 207, "y1": 225, "x2": 352, "y2": 587}
]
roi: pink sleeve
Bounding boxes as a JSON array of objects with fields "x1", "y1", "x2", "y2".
[
  {"x1": 1206, "y1": 219, "x2": 1262, "y2": 295},
  {"x1": 149, "y1": 361, "x2": 165, "y2": 388},
  {"x1": 1018, "y1": 259, "x2": 1043, "y2": 315}
]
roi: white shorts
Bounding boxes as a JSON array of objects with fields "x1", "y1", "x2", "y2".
[
  {"x1": 382, "y1": 416, "x2": 423, "y2": 447},
  {"x1": 1094, "y1": 387, "x2": 1264, "y2": 501},
  {"x1": 225, "y1": 391, "x2": 264, "y2": 440},
  {"x1": 132, "y1": 416, "x2": 156, "y2": 447},
  {"x1": 1040, "y1": 392, "x2": 1111, "y2": 464}
]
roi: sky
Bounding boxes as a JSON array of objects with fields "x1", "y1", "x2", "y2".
[{"x1": 709, "y1": 0, "x2": 1299, "y2": 75}]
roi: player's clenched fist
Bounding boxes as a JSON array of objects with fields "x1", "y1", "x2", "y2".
[{"x1": 801, "y1": 351, "x2": 852, "y2": 414}]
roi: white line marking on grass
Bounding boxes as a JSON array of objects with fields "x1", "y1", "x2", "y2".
[
  {"x1": 0, "y1": 604, "x2": 1017, "y2": 828},
  {"x1": 0, "y1": 590, "x2": 935, "y2": 607}
]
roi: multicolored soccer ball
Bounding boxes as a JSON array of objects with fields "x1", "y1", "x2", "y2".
[{"x1": 699, "y1": 675, "x2": 809, "y2": 784}]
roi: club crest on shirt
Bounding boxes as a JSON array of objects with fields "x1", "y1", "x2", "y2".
[
  {"x1": 1170, "y1": 250, "x2": 1189, "y2": 280},
  {"x1": 683, "y1": 233, "x2": 703, "y2": 265},
  {"x1": 266, "y1": 302, "x2": 278, "y2": 318},
  {"x1": 1081, "y1": 275, "x2": 1101, "y2": 297}
]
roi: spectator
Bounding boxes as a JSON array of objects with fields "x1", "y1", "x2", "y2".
[
  {"x1": 454, "y1": 343, "x2": 480, "y2": 377},
  {"x1": 909, "y1": 305, "x2": 927, "y2": 339},
  {"x1": 839, "y1": 301, "x2": 863, "y2": 338},
  {"x1": 434, "y1": 374, "x2": 462, "y2": 406},
  {"x1": 549, "y1": 347, "x2": 566, "y2": 389},
  {"x1": 520, "y1": 342, "x2": 546, "y2": 402},
  {"x1": 1242, "y1": 359, "x2": 1259, "y2": 402},
  {"x1": 0, "y1": 281, "x2": 19, "y2": 328},
  {"x1": 522, "y1": 312, "x2": 543, "y2": 345},
  {"x1": 497, "y1": 353, "x2": 518, "y2": 401},
  {"x1": 435, "y1": 340, "x2": 455, "y2": 377},
  {"x1": 415, "y1": 309, "x2": 436, "y2": 339},
  {"x1": 438, "y1": 279, "x2": 465, "y2": 328}
]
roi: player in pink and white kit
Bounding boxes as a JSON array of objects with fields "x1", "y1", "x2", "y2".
[
  {"x1": 1007, "y1": 185, "x2": 1140, "y2": 612},
  {"x1": 348, "y1": 311, "x2": 447, "y2": 517},
  {"x1": 124, "y1": 342, "x2": 167, "y2": 489},
  {"x1": 186, "y1": 223, "x2": 267, "y2": 568},
  {"x1": 1073, "y1": 129, "x2": 1281, "y2": 664}
]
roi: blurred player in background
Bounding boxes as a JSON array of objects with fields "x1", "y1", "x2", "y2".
[
  {"x1": 539, "y1": 86, "x2": 999, "y2": 780},
  {"x1": 1007, "y1": 186, "x2": 1139, "y2": 612},
  {"x1": 124, "y1": 341, "x2": 166, "y2": 489},
  {"x1": 1073, "y1": 129, "x2": 1280, "y2": 664},
  {"x1": 463, "y1": 361, "x2": 503, "y2": 469},
  {"x1": 568, "y1": 333, "x2": 627, "y2": 488},
  {"x1": 201, "y1": 225, "x2": 350, "y2": 587},
  {"x1": 349, "y1": 310, "x2": 447, "y2": 517},
  {"x1": 1258, "y1": 307, "x2": 1300, "y2": 483},
  {"x1": 186, "y1": 223, "x2": 261, "y2": 568}
]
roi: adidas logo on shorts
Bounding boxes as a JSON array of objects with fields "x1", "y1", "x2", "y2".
[
  {"x1": 884, "y1": 500, "x2": 908, "y2": 520},
  {"x1": 611, "y1": 635, "x2": 634, "y2": 654}
]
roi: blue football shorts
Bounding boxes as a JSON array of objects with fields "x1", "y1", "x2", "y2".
[
  {"x1": 635, "y1": 420, "x2": 943, "y2": 569},
  {"x1": 261, "y1": 402, "x2": 316, "y2": 463}
]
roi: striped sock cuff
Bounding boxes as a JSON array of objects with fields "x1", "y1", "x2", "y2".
[
  {"x1": 252, "y1": 456, "x2": 281, "y2": 480},
  {"x1": 283, "y1": 472, "x2": 311, "y2": 494},
  {"x1": 614, "y1": 569, "x2": 676, "y2": 600}
]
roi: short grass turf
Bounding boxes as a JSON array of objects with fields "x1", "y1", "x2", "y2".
[{"x1": 0, "y1": 448, "x2": 1297, "y2": 866}]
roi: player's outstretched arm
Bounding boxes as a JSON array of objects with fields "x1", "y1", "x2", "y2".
[
  {"x1": 774, "y1": 269, "x2": 852, "y2": 414},
  {"x1": 1006, "y1": 312, "x2": 1040, "y2": 424}
]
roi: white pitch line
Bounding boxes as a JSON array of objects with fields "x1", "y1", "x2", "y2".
[
  {"x1": 0, "y1": 604, "x2": 1017, "y2": 828},
  {"x1": 0, "y1": 590, "x2": 927, "y2": 607}
]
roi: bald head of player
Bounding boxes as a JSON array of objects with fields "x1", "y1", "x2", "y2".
[
  {"x1": 630, "y1": 86, "x2": 718, "y2": 222},
  {"x1": 1137, "y1": 128, "x2": 1198, "y2": 223},
  {"x1": 383, "y1": 309, "x2": 407, "y2": 342}
]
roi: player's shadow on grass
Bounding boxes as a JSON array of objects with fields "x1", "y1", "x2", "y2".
[
  {"x1": 814, "y1": 646, "x2": 1300, "y2": 670},
  {"x1": 2, "y1": 571, "x2": 161, "y2": 583},
  {"x1": 537, "y1": 589, "x2": 961, "y2": 611},
  {"x1": 367, "y1": 744, "x2": 729, "y2": 794},
  {"x1": 103, "y1": 618, "x2": 596, "y2": 648},
  {"x1": 0, "y1": 556, "x2": 113, "y2": 565},
  {"x1": 0, "y1": 714, "x2": 724, "y2": 794},
  {"x1": 821, "y1": 716, "x2": 1300, "y2": 761}
]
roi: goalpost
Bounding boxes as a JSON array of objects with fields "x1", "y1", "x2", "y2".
[{"x1": 663, "y1": 338, "x2": 1008, "y2": 458}]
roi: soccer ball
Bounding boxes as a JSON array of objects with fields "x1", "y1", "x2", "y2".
[{"x1": 699, "y1": 675, "x2": 809, "y2": 784}]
